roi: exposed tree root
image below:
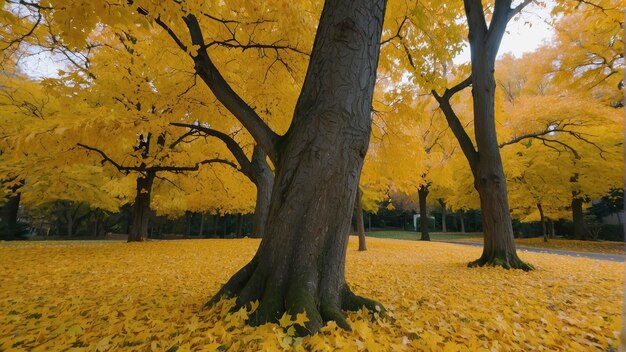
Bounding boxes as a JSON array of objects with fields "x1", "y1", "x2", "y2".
[{"x1": 468, "y1": 251, "x2": 534, "y2": 271}]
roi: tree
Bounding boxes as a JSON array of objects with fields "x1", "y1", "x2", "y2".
[
  {"x1": 431, "y1": 0, "x2": 536, "y2": 270},
  {"x1": 199, "y1": 0, "x2": 388, "y2": 333}
]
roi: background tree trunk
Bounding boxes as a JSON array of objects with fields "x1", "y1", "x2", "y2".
[
  {"x1": 251, "y1": 146, "x2": 273, "y2": 238},
  {"x1": 1, "y1": 191, "x2": 21, "y2": 239},
  {"x1": 198, "y1": 212, "x2": 205, "y2": 237},
  {"x1": 571, "y1": 196, "x2": 588, "y2": 240},
  {"x1": 439, "y1": 198, "x2": 447, "y2": 232},
  {"x1": 549, "y1": 219, "x2": 555, "y2": 239},
  {"x1": 418, "y1": 186, "x2": 430, "y2": 241},
  {"x1": 459, "y1": 211, "x2": 466, "y2": 233},
  {"x1": 128, "y1": 172, "x2": 155, "y2": 242},
  {"x1": 213, "y1": 214, "x2": 219, "y2": 237},
  {"x1": 207, "y1": 0, "x2": 387, "y2": 335},
  {"x1": 355, "y1": 188, "x2": 367, "y2": 251},
  {"x1": 537, "y1": 203, "x2": 547, "y2": 242}
]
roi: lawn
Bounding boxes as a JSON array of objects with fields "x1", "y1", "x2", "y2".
[
  {"x1": 0, "y1": 238, "x2": 622, "y2": 351},
  {"x1": 363, "y1": 230, "x2": 482, "y2": 242}
]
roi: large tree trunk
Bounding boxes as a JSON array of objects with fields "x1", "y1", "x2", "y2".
[
  {"x1": 537, "y1": 203, "x2": 547, "y2": 242},
  {"x1": 207, "y1": 0, "x2": 386, "y2": 334},
  {"x1": 355, "y1": 187, "x2": 367, "y2": 251},
  {"x1": 439, "y1": 198, "x2": 447, "y2": 232},
  {"x1": 572, "y1": 196, "x2": 588, "y2": 240},
  {"x1": 418, "y1": 186, "x2": 430, "y2": 241},
  {"x1": 462, "y1": 0, "x2": 531, "y2": 270},
  {"x1": 251, "y1": 146, "x2": 273, "y2": 238},
  {"x1": 128, "y1": 172, "x2": 155, "y2": 242},
  {"x1": 1, "y1": 189, "x2": 21, "y2": 239}
]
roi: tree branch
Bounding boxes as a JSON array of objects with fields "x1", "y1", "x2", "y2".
[
  {"x1": 432, "y1": 76, "x2": 478, "y2": 169},
  {"x1": 170, "y1": 122, "x2": 256, "y2": 181},
  {"x1": 76, "y1": 143, "x2": 138, "y2": 173},
  {"x1": 181, "y1": 14, "x2": 279, "y2": 163}
]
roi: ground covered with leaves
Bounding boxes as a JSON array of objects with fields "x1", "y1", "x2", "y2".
[{"x1": 0, "y1": 238, "x2": 623, "y2": 351}]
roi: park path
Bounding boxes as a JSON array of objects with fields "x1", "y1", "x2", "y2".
[{"x1": 438, "y1": 240, "x2": 626, "y2": 263}]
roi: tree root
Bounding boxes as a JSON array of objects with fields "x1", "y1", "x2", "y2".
[
  {"x1": 468, "y1": 251, "x2": 534, "y2": 271},
  {"x1": 205, "y1": 264, "x2": 386, "y2": 335}
]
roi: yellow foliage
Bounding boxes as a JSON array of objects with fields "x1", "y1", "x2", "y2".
[{"x1": 0, "y1": 238, "x2": 622, "y2": 351}]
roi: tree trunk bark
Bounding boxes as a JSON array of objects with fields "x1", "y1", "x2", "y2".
[
  {"x1": 207, "y1": 0, "x2": 387, "y2": 334},
  {"x1": 439, "y1": 199, "x2": 447, "y2": 232},
  {"x1": 213, "y1": 214, "x2": 219, "y2": 237},
  {"x1": 418, "y1": 186, "x2": 430, "y2": 241},
  {"x1": 537, "y1": 203, "x2": 547, "y2": 242},
  {"x1": 355, "y1": 188, "x2": 367, "y2": 251},
  {"x1": 251, "y1": 146, "x2": 273, "y2": 238},
  {"x1": 572, "y1": 196, "x2": 588, "y2": 240},
  {"x1": 128, "y1": 172, "x2": 155, "y2": 242},
  {"x1": 222, "y1": 214, "x2": 228, "y2": 238},
  {"x1": 549, "y1": 219, "x2": 555, "y2": 238},
  {"x1": 1, "y1": 190, "x2": 21, "y2": 239}
]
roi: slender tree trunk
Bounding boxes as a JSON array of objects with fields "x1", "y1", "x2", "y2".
[
  {"x1": 236, "y1": 214, "x2": 244, "y2": 238},
  {"x1": 207, "y1": 0, "x2": 387, "y2": 334},
  {"x1": 460, "y1": 211, "x2": 466, "y2": 233},
  {"x1": 548, "y1": 218, "x2": 555, "y2": 239},
  {"x1": 222, "y1": 214, "x2": 227, "y2": 238},
  {"x1": 1, "y1": 190, "x2": 21, "y2": 239},
  {"x1": 537, "y1": 203, "x2": 547, "y2": 242},
  {"x1": 67, "y1": 216, "x2": 75, "y2": 237},
  {"x1": 251, "y1": 146, "x2": 273, "y2": 238},
  {"x1": 572, "y1": 196, "x2": 588, "y2": 240},
  {"x1": 128, "y1": 172, "x2": 155, "y2": 242},
  {"x1": 199, "y1": 212, "x2": 205, "y2": 237},
  {"x1": 439, "y1": 199, "x2": 447, "y2": 232},
  {"x1": 213, "y1": 214, "x2": 219, "y2": 238},
  {"x1": 355, "y1": 188, "x2": 367, "y2": 251},
  {"x1": 185, "y1": 212, "x2": 193, "y2": 238},
  {"x1": 418, "y1": 185, "x2": 430, "y2": 241}
]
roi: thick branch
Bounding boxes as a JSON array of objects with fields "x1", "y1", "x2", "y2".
[
  {"x1": 508, "y1": 0, "x2": 534, "y2": 21},
  {"x1": 170, "y1": 122, "x2": 256, "y2": 181},
  {"x1": 432, "y1": 76, "x2": 478, "y2": 169},
  {"x1": 463, "y1": 0, "x2": 488, "y2": 39},
  {"x1": 181, "y1": 14, "x2": 279, "y2": 164}
]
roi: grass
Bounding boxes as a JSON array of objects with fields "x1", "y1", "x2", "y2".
[
  {"x1": 366, "y1": 230, "x2": 625, "y2": 255},
  {"x1": 363, "y1": 230, "x2": 482, "y2": 242},
  {"x1": 0, "y1": 238, "x2": 622, "y2": 351}
]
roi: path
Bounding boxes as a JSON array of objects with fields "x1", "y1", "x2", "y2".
[{"x1": 438, "y1": 240, "x2": 626, "y2": 263}]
